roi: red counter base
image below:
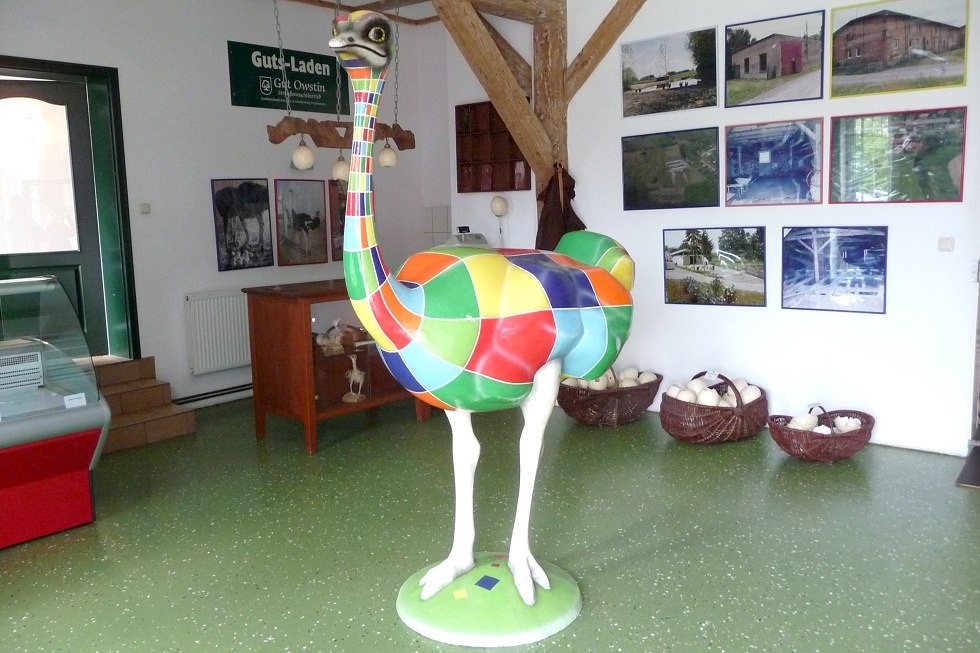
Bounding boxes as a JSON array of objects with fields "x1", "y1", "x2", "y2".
[{"x1": 1, "y1": 428, "x2": 103, "y2": 549}]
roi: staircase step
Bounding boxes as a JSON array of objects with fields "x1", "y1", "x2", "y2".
[
  {"x1": 103, "y1": 404, "x2": 197, "y2": 453},
  {"x1": 94, "y1": 356, "x2": 156, "y2": 386},
  {"x1": 101, "y1": 378, "x2": 173, "y2": 416}
]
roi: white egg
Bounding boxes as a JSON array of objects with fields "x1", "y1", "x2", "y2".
[
  {"x1": 718, "y1": 396, "x2": 734, "y2": 408},
  {"x1": 578, "y1": 378, "x2": 590, "y2": 388},
  {"x1": 676, "y1": 389, "x2": 697, "y2": 403},
  {"x1": 813, "y1": 425, "x2": 833, "y2": 435},
  {"x1": 790, "y1": 414, "x2": 818, "y2": 430},
  {"x1": 696, "y1": 388, "x2": 721, "y2": 406},
  {"x1": 561, "y1": 377, "x2": 579, "y2": 387},
  {"x1": 619, "y1": 378, "x2": 638, "y2": 388},
  {"x1": 687, "y1": 378, "x2": 708, "y2": 394},
  {"x1": 722, "y1": 391, "x2": 738, "y2": 406},
  {"x1": 638, "y1": 371, "x2": 658, "y2": 384},
  {"x1": 601, "y1": 368, "x2": 616, "y2": 383},
  {"x1": 618, "y1": 366, "x2": 640, "y2": 380},
  {"x1": 587, "y1": 377, "x2": 608, "y2": 391},
  {"x1": 740, "y1": 385, "x2": 762, "y2": 403},
  {"x1": 731, "y1": 378, "x2": 749, "y2": 392},
  {"x1": 833, "y1": 416, "x2": 862, "y2": 433},
  {"x1": 665, "y1": 383, "x2": 683, "y2": 398}
]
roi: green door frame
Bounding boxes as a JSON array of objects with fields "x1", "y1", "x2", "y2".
[{"x1": 0, "y1": 55, "x2": 139, "y2": 359}]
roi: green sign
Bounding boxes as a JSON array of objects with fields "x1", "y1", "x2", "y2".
[{"x1": 227, "y1": 40, "x2": 349, "y2": 114}]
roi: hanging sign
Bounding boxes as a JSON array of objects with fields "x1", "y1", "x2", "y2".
[{"x1": 227, "y1": 40, "x2": 349, "y2": 114}]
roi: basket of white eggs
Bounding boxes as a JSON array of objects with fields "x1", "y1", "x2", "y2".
[
  {"x1": 557, "y1": 367, "x2": 662, "y2": 426},
  {"x1": 659, "y1": 371, "x2": 769, "y2": 444},
  {"x1": 767, "y1": 406, "x2": 875, "y2": 463}
]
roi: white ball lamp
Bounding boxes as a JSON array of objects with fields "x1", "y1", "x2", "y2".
[
  {"x1": 291, "y1": 135, "x2": 315, "y2": 171},
  {"x1": 490, "y1": 195, "x2": 509, "y2": 247}
]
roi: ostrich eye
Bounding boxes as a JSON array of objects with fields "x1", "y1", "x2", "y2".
[{"x1": 368, "y1": 26, "x2": 386, "y2": 43}]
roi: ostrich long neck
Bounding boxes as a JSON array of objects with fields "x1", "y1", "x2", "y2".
[{"x1": 343, "y1": 65, "x2": 413, "y2": 350}]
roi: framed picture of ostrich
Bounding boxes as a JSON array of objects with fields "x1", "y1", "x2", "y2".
[
  {"x1": 273, "y1": 179, "x2": 328, "y2": 266},
  {"x1": 328, "y1": 179, "x2": 347, "y2": 263},
  {"x1": 663, "y1": 227, "x2": 766, "y2": 306},
  {"x1": 210, "y1": 178, "x2": 273, "y2": 271}
]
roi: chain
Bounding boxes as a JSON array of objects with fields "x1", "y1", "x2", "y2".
[
  {"x1": 273, "y1": 0, "x2": 293, "y2": 116},
  {"x1": 334, "y1": 0, "x2": 343, "y2": 121},
  {"x1": 392, "y1": 2, "x2": 400, "y2": 124}
]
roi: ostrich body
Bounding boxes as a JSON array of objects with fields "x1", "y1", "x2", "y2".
[{"x1": 329, "y1": 11, "x2": 634, "y2": 606}]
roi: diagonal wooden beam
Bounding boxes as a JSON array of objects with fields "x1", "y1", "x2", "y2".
[
  {"x1": 479, "y1": 13, "x2": 532, "y2": 97},
  {"x1": 565, "y1": 0, "x2": 646, "y2": 102},
  {"x1": 432, "y1": 0, "x2": 554, "y2": 179}
]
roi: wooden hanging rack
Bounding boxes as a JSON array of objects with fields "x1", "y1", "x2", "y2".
[{"x1": 266, "y1": 116, "x2": 416, "y2": 150}]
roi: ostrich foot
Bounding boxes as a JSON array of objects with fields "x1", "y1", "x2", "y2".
[
  {"x1": 508, "y1": 551, "x2": 551, "y2": 606},
  {"x1": 418, "y1": 553, "x2": 474, "y2": 600}
]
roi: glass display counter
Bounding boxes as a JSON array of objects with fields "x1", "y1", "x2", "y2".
[{"x1": 0, "y1": 276, "x2": 111, "y2": 549}]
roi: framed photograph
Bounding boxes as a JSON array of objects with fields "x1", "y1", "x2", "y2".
[
  {"x1": 622, "y1": 127, "x2": 719, "y2": 210},
  {"x1": 725, "y1": 118, "x2": 823, "y2": 206},
  {"x1": 829, "y1": 107, "x2": 965, "y2": 203},
  {"x1": 830, "y1": 0, "x2": 967, "y2": 98},
  {"x1": 621, "y1": 27, "x2": 717, "y2": 117},
  {"x1": 274, "y1": 179, "x2": 327, "y2": 266},
  {"x1": 210, "y1": 178, "x2": 273, "y2": 271},
  {"x1": 725, "y1": 11, "x2": 825, "y2": 107},
  {"x1": 782, "y1": 226, "x2": 887, "y2": 314},
  {"x1": 328, "y1": 179, "x2": 347, "y2": 263},
  {"x1": 664, "y1": 227, "x2": 766, "y2": 306}
]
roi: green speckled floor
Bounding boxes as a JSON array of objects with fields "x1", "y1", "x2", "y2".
[{"x1": 2, "y1": 399, "x2": 978, "y2": 652}]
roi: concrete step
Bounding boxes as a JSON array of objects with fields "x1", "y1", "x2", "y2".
[
  {"x1": 93, "y1": 356, "x2": 197, "y2": 453},
  {"x1": 103, "y1": 404, "x2": 197, "y2": 453}
]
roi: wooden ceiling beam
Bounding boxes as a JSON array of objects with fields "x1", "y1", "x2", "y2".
[
  {"x1": 431, "y1": 0, "x2": 554, "y2": 179},
  {"x1": 468, "y1": 0, "x2": 563, "y2": 23},
  {"x1": 565, "y1": 0, "x2": 647, "y2": 102}
]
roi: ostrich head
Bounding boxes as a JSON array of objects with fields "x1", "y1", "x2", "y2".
[{"x1": 328, "y1": 11, "x2": 394, "y2": 73}]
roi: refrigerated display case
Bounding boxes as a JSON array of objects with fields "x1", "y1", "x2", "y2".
[{"x1": 0, "y1": 276, "x2": 111, "y2": 549}]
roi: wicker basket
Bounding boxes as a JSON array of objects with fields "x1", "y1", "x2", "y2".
[
  {"x1": 768, "y1": 407, "x2": 874, "y2": 463},
  {"x1": 557, "y1": 373, "x2": 662, "y2": 426},
  {"x1": 659, "y1": 372, "x2": 768, "y2": 444}
]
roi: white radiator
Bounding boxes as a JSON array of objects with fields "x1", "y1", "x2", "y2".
[{"x1": 184, "y1": 290, "x2": 251, "y2": 375}]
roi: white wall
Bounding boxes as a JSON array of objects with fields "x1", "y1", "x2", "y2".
[
  {"x1": 3, "y1": 1, "x2": 977, "y2": 456},
  {"x1": 443, "y1": 1, "x2": 979, "y2": 457}
]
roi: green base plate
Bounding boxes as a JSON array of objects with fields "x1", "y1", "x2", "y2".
[{"x1": 396, "y1": 552, "x2": 582, "y2": 648}]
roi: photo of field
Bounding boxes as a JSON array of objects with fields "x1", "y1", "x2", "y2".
[{"x1": 622, "y1": 127, "x2": 719, "y2": 210}]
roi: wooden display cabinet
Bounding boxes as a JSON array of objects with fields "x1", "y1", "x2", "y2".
[
  {"x1": 455, "y1": 100, "x2": 531, "y2": 193},
  {"x1": 242, "y1": 280, "x2": 430, "y2": 454}
]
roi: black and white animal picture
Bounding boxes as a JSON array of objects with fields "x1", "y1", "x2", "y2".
[
  {"x1": 274, "y1": 179, "x2": 328, "y2": 266},
  {"x1": 211, "y1": 178, "x2": 273, "y2": 271}
]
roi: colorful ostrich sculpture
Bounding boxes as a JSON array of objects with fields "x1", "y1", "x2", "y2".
[{"x1": 329, "y1": 11, "x2": 634, "y2": 606}]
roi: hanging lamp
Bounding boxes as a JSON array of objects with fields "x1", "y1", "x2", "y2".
[
  {"x1": 378, "y1": 2, "x2": 401, "y2": 168},
  {"x1": 273, "y1": 0, "x2": 314, "y2": 170}
]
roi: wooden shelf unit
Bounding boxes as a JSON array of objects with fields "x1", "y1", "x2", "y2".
[
  {"x1": 455, "y1": 100, "x2": 531, "y2": 193},
  {"x1": 242, "y1": 279, "x2": 430, "y2": 454}
]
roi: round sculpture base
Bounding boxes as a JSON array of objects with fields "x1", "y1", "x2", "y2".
[{"x1": 396, "y1": 552, "x2": 581, "y2": 648}]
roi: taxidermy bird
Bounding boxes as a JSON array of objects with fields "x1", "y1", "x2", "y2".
[{"x1": 329, "y1": 11, "x2": 634, "y2": 606}]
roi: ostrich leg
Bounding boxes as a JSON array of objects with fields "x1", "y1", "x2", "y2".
[
  {"x1": 418, "y1": 409, "x2": 479, "y2": 600},
  {"x1": 510, "y1": 358, "x2": 562, "y2": 605}
]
